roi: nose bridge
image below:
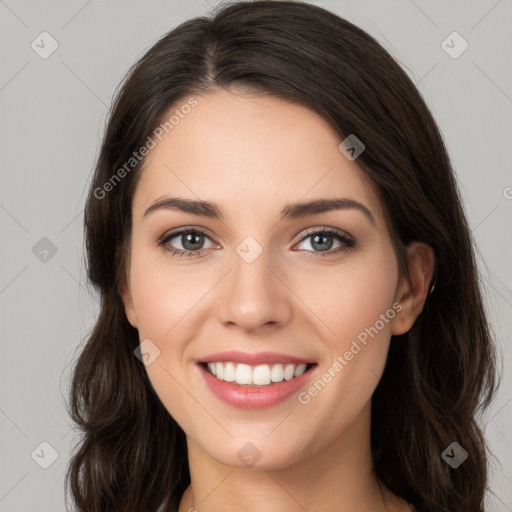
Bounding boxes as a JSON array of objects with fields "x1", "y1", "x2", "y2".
[
  {"x1": 217, "y1": 234, "x2": 291, "y2": 331},
  {"x1": 233, "y1": 236, "x2": 273, "y2": 291}
]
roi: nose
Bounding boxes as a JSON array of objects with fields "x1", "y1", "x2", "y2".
[{"x1": 216, "y1": 244, "x2": 292, "y2": 334}]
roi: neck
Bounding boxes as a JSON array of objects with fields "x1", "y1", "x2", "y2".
[{"x1": 178, "y1": 403, "x2": 410, "y2": 512}]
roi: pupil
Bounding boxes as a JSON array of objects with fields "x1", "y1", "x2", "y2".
[
  {"x1": 312, "y1": 234, "x2": 333, "y2": 251},
  {"x1": 183, "y1": 232, "x2": 203, "y2": 251}
]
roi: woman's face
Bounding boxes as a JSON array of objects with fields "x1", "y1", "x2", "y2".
[{"x1": 121, "y1": 88, "x2": 416, "y2": 469}]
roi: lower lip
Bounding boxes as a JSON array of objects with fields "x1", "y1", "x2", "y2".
[{"x1": 197, "y1": 363, "x2": 317, "y2": 409}]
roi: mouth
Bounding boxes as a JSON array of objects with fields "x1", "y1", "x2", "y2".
[
  {"x1": 198, "y1": 361, "x2": 317, "y2": 387},
  {"x1": 197, "y1": 360, "x2": 318, "y2": 409},
  {"x1": 195, "y1": 350, "x2": 319, "y2": 408}
]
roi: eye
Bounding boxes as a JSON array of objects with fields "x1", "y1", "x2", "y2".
[
  {"x1": 158, "y1": 227, "x2": 216, "y2": 258},
  {"x1": 158, "y1": 226, "x2": 355, "y2": 259},
  {"x1": 294, "y1": 227, "x2": 355, "y2": 257}
]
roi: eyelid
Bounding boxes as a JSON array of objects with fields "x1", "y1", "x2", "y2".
[
  {"x1": 296, "y1": 225, "x2": 354, "y2": 243},
  {"x1": 159, "y1": 225, "x2": 353, "y2": 246},
  {"x1": 158, "y1": 226, "x2": 219, "y2": 248}
]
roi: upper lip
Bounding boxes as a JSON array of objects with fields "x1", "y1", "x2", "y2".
[{"x1": 198, "y1": 350, "x2": 316, "y2": 366}]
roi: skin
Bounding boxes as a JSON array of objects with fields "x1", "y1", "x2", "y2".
[{"x1": 120, "y1": 88, "x2": 435, "y2": 512}]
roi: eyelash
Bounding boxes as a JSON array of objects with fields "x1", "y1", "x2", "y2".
[{"x1": 158, "y1": 226, "x2": 355, "y2": 259}]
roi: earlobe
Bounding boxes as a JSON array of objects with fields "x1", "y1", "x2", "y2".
[
  {"x1": 390, "y1": 241, "x2": 435, "y2": 336},
  {"x1": 119, "y1": 279, "x2": 138, "y2": 329}
]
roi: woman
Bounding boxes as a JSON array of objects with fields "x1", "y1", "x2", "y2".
[{"x1": 65, "y1": 1, "x2": 498, "y2": 511}]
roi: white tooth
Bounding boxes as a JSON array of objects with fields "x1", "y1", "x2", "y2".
[
  {"x1": 235, "y1": 363, "x2": 253, "y2": 385},
  {"x1": 208, "y1": 362, "x2": 217, "y2": 376},
  {"x1": 253, "y1": 364, "x2": 271, "y2": 385},
  {"x1": 294, "y1": 363, "x2": 307, "y2": 377},
  {"x1": 270, "y1": 364, "x2": 285, "y2": 383},
  {"x1": 223, "y1": 362, "x2": 236, "y2": 382},
  {"x1": 283, "y1": 364, "x2": 295, "y2": 381},
  {"x1": 216, "y1": 362, "x2": 224, "y2": 380}
]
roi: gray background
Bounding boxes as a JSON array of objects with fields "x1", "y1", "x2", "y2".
[{"x1": 0, "y1": 0, "x2": 511, "y2": 510}]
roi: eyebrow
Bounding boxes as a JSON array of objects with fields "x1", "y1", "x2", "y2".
[{"x1": 143, "y1": 196, "x2": 376, "y2": 227}]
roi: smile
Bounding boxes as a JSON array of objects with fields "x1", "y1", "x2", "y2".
[
  {"x1": 197, "y1": 360, "x2": 318, "y2": 409},
  {"x1": 203, "y1": 361, "x2": 314, "y2": 386}
]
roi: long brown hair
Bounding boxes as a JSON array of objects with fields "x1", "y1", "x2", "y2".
[{"x1": 65, "y1": 2, "x2": 498, "y2": 511}]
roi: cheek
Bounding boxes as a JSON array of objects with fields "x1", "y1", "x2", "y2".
[
  {"x1": 292, "y1": 254, "x2": 399, "y2": 349},
  {"x1": 127, "y1": 249, "x2": 203, "y2": 426},
  {"x1": 128, "y1": 248, "x2": 204, "y2": 340},
  {"x1": 339, "y1": 261, "x2": 399, "y2": 374},
  {"x1": 293, "y1": 252, "x2": 399, "y2": 412},
  {"x1": 340, "y1": 266, "x2": 398, "y2": 345}
]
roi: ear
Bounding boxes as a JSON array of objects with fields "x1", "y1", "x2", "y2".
[
  {"x1": 119, "y1": 277, "x2": 138, "y2": 329},
  {"x1": 390, "y1": 241, "x2": 435, "y2": 336}
]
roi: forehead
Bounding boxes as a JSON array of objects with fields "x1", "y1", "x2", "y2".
[{"x1": 132, "y1": 89, "x2": 386, "y2": 228}]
